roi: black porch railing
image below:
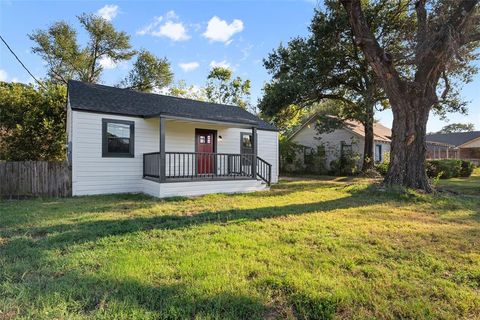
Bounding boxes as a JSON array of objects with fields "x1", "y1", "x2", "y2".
[{"x1": 143, "y1": 151, "x2": 271, "y2": 185}]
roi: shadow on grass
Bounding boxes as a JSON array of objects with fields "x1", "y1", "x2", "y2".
[
  {"x1": 1, "y1": 177, "x2": 480, "y2": 318},
  {"x1": 2, "y1": 266, "x2": 267, "y2": 319},
  {"x1": 2, "y1": 183, "x2": 376, "y2": 319}
]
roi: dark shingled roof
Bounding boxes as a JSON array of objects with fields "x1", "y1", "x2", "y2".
[
  {"x1": 426, "y1": 131, "x2": 480, "y2": 147},
  {"x1": 67, "y1": 80, "x2": 277, "y2": 131}
]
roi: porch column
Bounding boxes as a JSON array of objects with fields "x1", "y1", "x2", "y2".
[
  {"x1": 159, "y1": 116, "x2": 166, "y2": 182},
  {"x1": 252, "y1": 127, "x2": 257, "y2": 179}
]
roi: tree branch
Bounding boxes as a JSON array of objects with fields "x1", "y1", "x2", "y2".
[
  {"x1": 415, "y1": 0, "x2": 427, "y2": 59},
  {"x1": 340, "y1": 0, "x2": 404, "y2": 104},
  {"x1": 440, "y1": 72, "x2": 450, "y2": 100}
]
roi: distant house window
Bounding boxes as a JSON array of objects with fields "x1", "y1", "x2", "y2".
[
  {"x1": 340, "y1": 141, "x2": 352, "y2": 158},
  {"x1": 304, "y1": 147, "x2": 315, "y2": 165},
  {"x1": 375, "y1": 144, "x2": 382, "y2": 162},
  {"x1": 102, "y1": 119, "x2": 135, "y2": 157}
]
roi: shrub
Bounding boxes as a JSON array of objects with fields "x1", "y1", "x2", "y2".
[
  {"x1": 375, "y1": 152, "x2": 390, "y2": 176},
  {"x1": 460, "y1": 160, "x2": 475, "y2": 177},
  {"x1": 329, "y1": 152, "x2": 360, "y2": 176},
  {"x1": 426, "y1": 159, "x2": 469, "y2": 179}
]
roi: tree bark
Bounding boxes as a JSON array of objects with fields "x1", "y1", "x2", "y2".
[
  {"x1": 384, "y1": 95, "x2": 432, "y2": 192},
  {"x1": 362, "y1": 117, "x2": 374, "y2": 171}
]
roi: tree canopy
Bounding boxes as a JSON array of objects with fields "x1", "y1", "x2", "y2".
[
  {"x1": 340, "y1": 0, "x2": 480, "y2": 191},
  {"x1": 438, "y1": 123, "x2": 476, "y2": 134},
  {"x1": 120, "y1": 50, "x2": 173, "y2": 93},
  {"x1": 29, "y1": 13, "x2": 135, "y2": 84},
  {"x1": 0, "y1": 82, "x2": 66, "y2": 160},
  {"x1": 205, "y1": 67, "x2": 251, "y2": 109},
  {"x1": 259, "y1": 2, "x2": 405, "y2": 170}
]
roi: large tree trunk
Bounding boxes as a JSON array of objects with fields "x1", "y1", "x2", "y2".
[{"x1": 384, "y1": 98, "x2": 432, "y2": 192}]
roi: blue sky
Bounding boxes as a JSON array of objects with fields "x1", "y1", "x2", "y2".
[{"x1": 0, "y1": 0, "x2": 479, "y2": 132}]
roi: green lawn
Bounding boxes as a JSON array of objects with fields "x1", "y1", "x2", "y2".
[{"x1": 0, "y1": 172, "x2": 479, "y2": 319}]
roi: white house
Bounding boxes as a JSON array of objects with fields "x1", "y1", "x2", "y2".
[
  {"x1": 287, "y1": 114, "x2": 391, "y2": 171},
  {"x1": 66, "y1": 81, "x2": 278, "y2": 198}
]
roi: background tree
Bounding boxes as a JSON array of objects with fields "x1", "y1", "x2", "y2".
[
  {"x1": 30, "y1": 13, "x2": 135, "y2": 84},
  {"x1": 438, "y1": 123, "x2": 476, "y2": 134},
  {"x1": 341, "y1": 0, "x2": 480, "y2": 191},
  {"x1": 258, "y1": 3, "x2": 398, "y2": 171},
  {"x1": 167, "y1": 80, "x2": 207, "y2": 101},
  {"x1": 205, "y1": 67, "x2": 251, "y2": 109},
  {"x1": 120, "y1": 50, "x2": 173, "y2": 93},
  {"x1": 0, "y1": 82, "x2": 66, "y2": 160}
]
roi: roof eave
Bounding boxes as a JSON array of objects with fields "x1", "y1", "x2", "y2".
[{"x1": 144, "y1": 113, "x2": 259, "y2": 128}]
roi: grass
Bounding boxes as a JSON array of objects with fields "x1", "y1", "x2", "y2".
[{"x1": 0, "y1": 171, "x2": 479, "y2": 319}]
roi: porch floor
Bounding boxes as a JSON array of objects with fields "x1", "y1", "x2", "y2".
[{"x1": 144, "y1": 174, "x2": 256, "y2": 183}]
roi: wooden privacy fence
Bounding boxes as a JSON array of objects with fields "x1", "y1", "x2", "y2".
[{"x1": 0, "y1": 161, "x2": 71, "y2": 198}]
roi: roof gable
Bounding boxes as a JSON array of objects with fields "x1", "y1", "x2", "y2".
[{"x1": 67, "y1": 80, "x2": 277, "y2": 131}]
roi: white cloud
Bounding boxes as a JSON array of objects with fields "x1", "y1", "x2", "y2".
[
  {"x1": 96, "y1": 5, "x2": 119, "y2": 21},
  {"x1": 0, "y1": 69, "x2": 7, "y2": 81},
  {"x1": 137, "y1": 11, "x2": 190, "y2": 41},
  {"x1": 99, "y1": 56, "x2": 117, "y2": 70},
  {"x1": 209, "y1": 60, "x2": 231, "y2": 70},
  {"x1": 203, "y1": 16, "x2": 244, "y2": 43},
  {"x1": 179, "y1": 61, "x2": 200, "y2": 72}
]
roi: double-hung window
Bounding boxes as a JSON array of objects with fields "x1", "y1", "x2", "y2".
[{"x1": 102, "y1": 119, "x2": 135, "y2": 157}]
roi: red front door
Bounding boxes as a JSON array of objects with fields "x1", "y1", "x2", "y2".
[{"x1": 196, "y1": 129, "x2": 215, "y2": 174}]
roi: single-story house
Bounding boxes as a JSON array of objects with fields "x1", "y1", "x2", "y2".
[
  {"x1": 66, "y1": 80, "x2": 278, "y2": 198},
  {"x1": 426, "y1": 131, "x2": 480, "y2": 165},
  {"x1": 286, "y1": 114, "x2": 391, "y2": 172}
]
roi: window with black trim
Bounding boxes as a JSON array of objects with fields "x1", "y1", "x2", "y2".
[{"x1": 102, "y1": 119, "x2": 135, "y2": 157}]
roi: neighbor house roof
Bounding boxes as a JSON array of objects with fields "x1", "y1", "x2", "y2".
[
  {"x1": 289, "y1": 113, "x2": 391, "y2": 142},
  {"x1": 426, "y1": 131, "x2": 480, "y2": 147},
  {"x1": 67, "y1": 80, "x2": 277, "y2": 131},
  {"x1": 343, "y1": 119, "x2": 392, "y2": 142}
]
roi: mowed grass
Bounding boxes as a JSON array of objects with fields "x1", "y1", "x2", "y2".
[{"x1": 0, "y1": 172, "x2": 479, "y2": 319}]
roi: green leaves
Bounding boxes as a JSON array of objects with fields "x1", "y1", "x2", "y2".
[
  {"x1": 120, "y1": 50, "x2": 173, "y2": 93},
  {"x1": 0, "y1": 82, "x2": 67, "y2": 160},
  {"x1": 29, "y1": 14, "x2": 135, "y2": 84},
  {"x1": 438, "y1": 123, "x2": 476, "y2": 134},
  {"x1": 205, "y1": 67, "x2": 251, "y2": 109}
]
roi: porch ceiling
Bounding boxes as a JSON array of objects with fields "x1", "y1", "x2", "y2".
[{"x1": 145, "y1": 114, "x2": 258, "y2": 129}]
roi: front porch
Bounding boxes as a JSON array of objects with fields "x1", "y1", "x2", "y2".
[{"x1": 141, "y1": 116, "x2": 272, "y2": 186}]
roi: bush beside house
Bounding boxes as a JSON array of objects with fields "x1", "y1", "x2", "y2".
[
  {"x1": 376, "y1": 157, "x2": 474, "y2": 179},
  {"x1": 426, "y1": 159, "x2": 475, "y2": 179}
]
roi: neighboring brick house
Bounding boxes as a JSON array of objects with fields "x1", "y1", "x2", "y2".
[{"x1": 426, "y1": 131, "x2": 480, "y2": 165}]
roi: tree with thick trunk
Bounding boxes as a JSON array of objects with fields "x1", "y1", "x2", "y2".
[
  {"x1": 340, "y1": 0, "x2": 480, "y2": 191},
  {"x1": 259, "y1": 4, "x2": 397, "y2": 172}
]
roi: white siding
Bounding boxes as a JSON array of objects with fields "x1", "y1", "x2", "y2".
[
  {"x1": 291, "y1": 125, "x2": 362, "y2": 168},
  {"x1": 71, "y1": 111, "x2": 159, "y2": 196},
  {"x1": 291, "y1": 124, "x2": 391, "y2": 168},
  {"x1": 159, "y1": 179, "x2": 267, "y2": 198},
  {"x1": 257, "y1": 130, "x2": 279, "y2": 183},
  {"x1": 71, "y1": 111, "x2": 279, "y2": 197}
]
